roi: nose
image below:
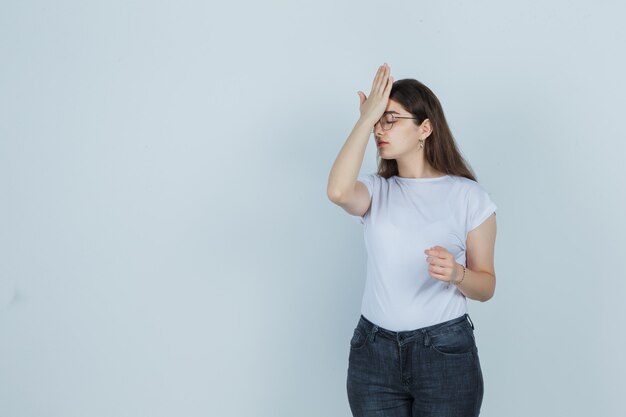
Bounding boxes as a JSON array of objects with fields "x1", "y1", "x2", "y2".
[{"x1": 373, "y1": 120, "x2": 385, "y2": 136}]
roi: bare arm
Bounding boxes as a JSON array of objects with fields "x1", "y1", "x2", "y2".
[
  {"x1": 455, "y1": 213, "x2": 497, "y2": 302},
  {"x1": 326, "y1": 116, "x2": 376, "y2": 203},
  {"x1": 327, "y1": 63, "x2": 393, "y2": 204}
]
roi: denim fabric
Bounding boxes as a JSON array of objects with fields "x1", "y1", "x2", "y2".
[{"x1": 346, "y1": 313, "x2": 484, "y2": 417}]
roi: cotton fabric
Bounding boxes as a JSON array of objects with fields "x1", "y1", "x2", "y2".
[{"x1": 350, "y1": 174, "x2": 497, "y2": 331}]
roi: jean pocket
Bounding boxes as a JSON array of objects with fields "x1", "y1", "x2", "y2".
[
  {"x1": 349, "y1": 327, "x2": 367, "y2": 350},
  {"x1": 429, "y1": 326, "x2": 475, "y2": 357}
]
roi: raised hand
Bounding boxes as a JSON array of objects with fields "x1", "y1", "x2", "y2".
[{"x1": 357, "y1": 63, "x2": 393, "y2": 125}]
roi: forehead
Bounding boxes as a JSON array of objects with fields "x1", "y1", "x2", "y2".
[{"x1": 385, "y1": 100, "x2": 406, "y2": 115}]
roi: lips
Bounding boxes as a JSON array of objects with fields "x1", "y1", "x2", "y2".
[{"x1": 377, "y1": 141, "x2": 388, "y2": 146}]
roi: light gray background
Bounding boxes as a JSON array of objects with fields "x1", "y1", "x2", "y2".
[{"x1": 1, "y1": 1, "x2": 624, "y2": 416}]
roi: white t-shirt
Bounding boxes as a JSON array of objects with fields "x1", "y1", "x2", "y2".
[{"x1": 351, "y1": 173, "x2": 497, "y2": 331}]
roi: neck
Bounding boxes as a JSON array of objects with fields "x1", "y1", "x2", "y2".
[{"x1": 396, "y1": 159, "x2": 443, "y2": 179}]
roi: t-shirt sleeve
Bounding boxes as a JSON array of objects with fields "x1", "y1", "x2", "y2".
[
  {"x1": 350, "y1": 173, "x2": 376, "y2": 225},
  {"x1": 467, "y1": 182, "x2": 498, "y2": 232}
]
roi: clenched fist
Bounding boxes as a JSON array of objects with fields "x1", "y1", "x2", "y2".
[{"x1": 424, "y1": 245, "x2": 462, "y2": 286}]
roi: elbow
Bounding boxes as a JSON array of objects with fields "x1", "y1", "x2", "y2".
[
  {"x1": 328, "y1": 187, "x2": 352, "y2": 204},
  {"x1": 327, "y1": 188, "x2": 343, "y2": 204},
  {"x1": 482, "y1": 277, "x2": 496, "y2": 302}
]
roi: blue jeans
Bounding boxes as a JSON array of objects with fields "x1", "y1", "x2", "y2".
[{"x1": 346, "y1": 313, "x2": 484, "y2": 417}]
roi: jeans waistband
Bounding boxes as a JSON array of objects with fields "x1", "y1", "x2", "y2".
[{"x1": 358, "y1": 313, "x2": 475, "y2": 344}]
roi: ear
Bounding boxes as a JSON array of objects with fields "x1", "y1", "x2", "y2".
[{"x1": 420, "y1": 118, "x2": 433, "y2": 139}]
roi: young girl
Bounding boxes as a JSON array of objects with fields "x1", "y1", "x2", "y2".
[{"x1": 327, "y1": 63, "x2": 497, "y2": 417}]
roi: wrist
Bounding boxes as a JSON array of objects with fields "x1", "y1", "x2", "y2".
[
  {"x1": 357, "y1": 115, "x2": 378, "y2": 129},
  {"x1": 453, "y1": 263, "x2": 466, "y2": 285}
]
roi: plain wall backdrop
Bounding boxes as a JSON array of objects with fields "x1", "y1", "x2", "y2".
[{"x1": 1, "y1": 0, "x2": 625, "y2": 416}]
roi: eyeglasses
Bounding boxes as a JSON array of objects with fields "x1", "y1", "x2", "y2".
[{"x1": 374, "y1": 112, "x2": 419, "y2": 131}]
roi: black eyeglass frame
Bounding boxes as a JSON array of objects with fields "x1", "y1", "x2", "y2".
[{"x1": 374, "y1": 112, "x2": 419, "y2": 131}]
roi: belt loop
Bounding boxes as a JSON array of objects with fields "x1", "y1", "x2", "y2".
[
  {"x1": 370, "y1": 325, "x2": 378, "y2": 343},
  {"x1": 466, "y1": 314, "x2": 475, "y2": 330},
  {"x1": 422, "y1": 329, "x2": 430, "y2": 347}
]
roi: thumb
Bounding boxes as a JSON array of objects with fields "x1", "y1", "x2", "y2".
[{"x1": 357, "y1": 91, "x2": 366, "y2": 103}]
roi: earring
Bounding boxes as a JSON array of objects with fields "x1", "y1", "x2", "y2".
[{"x1": 419, "y1": 139, "x2": 424, "y2": 149}]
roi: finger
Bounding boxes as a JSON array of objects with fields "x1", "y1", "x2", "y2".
[
  {"x1": 429, "y1": 264, "x2": 452, "y2": 276},
  {"x1": 432, "y1": 246, "x2": 449, "y2": 259},
  {"x1": 373, "y1": 64, "x2": 389, "y2": 96},
  {"x1": 429, "y1": 269, "x2": 446, "y2": 278},
  {"x1": 425, "y1": 247, "x2": 441, "y2": 258},
  {"x1": 424, "y1": 246, "x2": 439, "y2": 256},
  {"x1": 428, "y1": 258, "x2": 448, "y2": 268},
  {"x1": 430, "y1": 272, "x2": 449, "y2": 281},
  {"x1": 428, "y1": 265, "x2": 448, "y2": 278},
  {"x1": 376, "y1": 64, "x2": 390, "y2": 96},
  {"x1": 371, "y1": 65, "x2": 384, "y2": 92},
  {"x1": 429, "y1": 272, "x2": 445, "y2": 281},
  {"x1": 384, "y1": 74, "x2": 393, "y2": 96}
]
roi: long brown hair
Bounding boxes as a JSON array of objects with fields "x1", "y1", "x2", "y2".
[{"x1": 377, "y1": 79, "x2": 478, "y2": 182}]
